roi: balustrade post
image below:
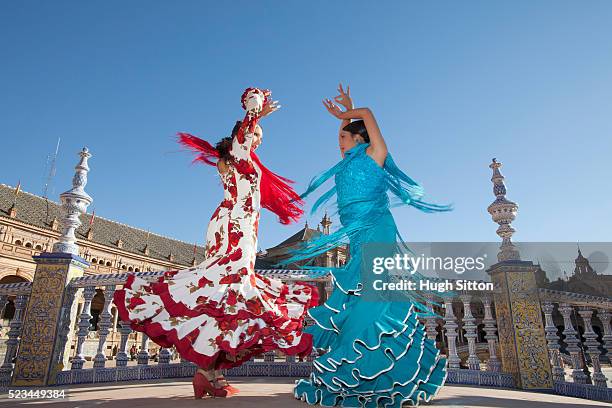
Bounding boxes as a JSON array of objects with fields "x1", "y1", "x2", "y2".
[
  {"x1": 137, "y1": 334, "x2": 150, "y2": 365},
  {"x1": 598, "y1": 309, "x2": 612, "y2": 364},
  {"x1": 94, "y1": 285, "x2": 115, "y2": 368},
  {"x1": 542, "y1": 301, "x2": 565, "y2": 382},
  {"x1": 424, "y1": 295, "x2": 439, "y2": 342},
  {"x1": 461, "y1": 294, "x2": 480, "y2": 370},
  {"x1": 0, "y1": 295, "x2": 28, "y2": 371},
  {"x1": 482, "y1": 295, "x2": 500, "y2": 372},
  {"x1": 116, "y1": 320, "x2": 133, "y2": 367},
  {"x1": 158, "y1": 348, "x2": 171, "y2": 365},
  {"x1": 49, "y1": 285, "x2": 79, "y2": 380},
  {"x1": 71, "y1": 286, "x2": 96, "y2": 370},
  {"x1": 443, "y1": 299, "x2": 461, "y2": 369},
  {"x1": 578, "y1": 308, "x2": 608, "y2": 388},
  {"x1": 559, "y1": 303, "x2": 588, "y2": 384}
]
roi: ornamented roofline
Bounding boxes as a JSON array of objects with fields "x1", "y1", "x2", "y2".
[
  {"x1": 0, "y1": 183, "x2": 205, "y2": 249},
  {"x1": 0, "y1": 183, "x2": 207, "y2": 265}
]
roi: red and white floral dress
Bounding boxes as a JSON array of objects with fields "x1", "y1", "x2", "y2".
[{"x1": 114, "y1": 116, "x2": 318, "y2": 369}]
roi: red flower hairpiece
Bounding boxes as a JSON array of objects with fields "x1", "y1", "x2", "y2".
[{"x1": 241, "y1": 87, "x2": 270, "y2": 110}]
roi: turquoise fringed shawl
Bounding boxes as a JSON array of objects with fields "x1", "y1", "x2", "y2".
[{"x1": 279, "y1": 143, "x2": 454, "y2": 315}]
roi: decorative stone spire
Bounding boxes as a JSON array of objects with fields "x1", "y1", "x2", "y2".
[
  {"x1": 53, "y1": 148, "x2": 93, "y2": 255},
  {"x1": 487, "y1": 158, "x2": 520, "y2": 262},
  {"x1": 320, "y1": 212, "x2": 332, "y2": 235}
]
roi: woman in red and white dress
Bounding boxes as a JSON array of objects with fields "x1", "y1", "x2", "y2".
[{"x1": 114, "y1": 88, "x2": 318, "y2": 398}]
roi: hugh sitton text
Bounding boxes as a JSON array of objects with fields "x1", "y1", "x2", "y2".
[{"x1": 372, "y1": 279, "x2": 494, "y2": 293}]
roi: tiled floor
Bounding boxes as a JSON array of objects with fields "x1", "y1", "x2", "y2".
[{"x1": 1, "y1": 377, "x2": 609, "y2": 408}]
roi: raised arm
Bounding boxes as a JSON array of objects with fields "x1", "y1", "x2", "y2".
[{"x1": 230, "y1": 89, "x2": 280, "y2": 162}]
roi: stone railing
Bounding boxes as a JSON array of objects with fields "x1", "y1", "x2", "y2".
[
  {"x1": 0, "y1": 273, "x2": 517, "y2": 392},
  {"x1": 3, "y1": 274, "x2": 612, "y2": 403},
  {"x1": 539, "y1": 288, "x2": 612, "y2": 401},
  {"x1": 0, "y1": 270, "x2": 327, "y2": 390}
]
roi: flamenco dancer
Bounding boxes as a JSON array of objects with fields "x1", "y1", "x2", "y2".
[
  {"x1": 282, "y1": 84, "x2": 452, "y2": 407},
  {"x1": 114, "y1": 88, "x2": 318, "y2": 399}
]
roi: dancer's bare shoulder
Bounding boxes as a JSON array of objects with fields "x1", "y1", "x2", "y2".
[{"x1": 217, "y1": 159, "x2": 230, "y2": 175}]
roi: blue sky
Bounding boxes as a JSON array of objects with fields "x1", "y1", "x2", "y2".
[{"x1": 1, "y1": 1, "x2": 611, "y2": 252}]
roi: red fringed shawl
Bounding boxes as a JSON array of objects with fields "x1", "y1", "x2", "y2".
[{"x1": 177, "y1": 116, "x2": 303, "y2": 225}]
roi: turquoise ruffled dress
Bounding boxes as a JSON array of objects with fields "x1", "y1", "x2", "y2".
[{"x1": 282, "y1": 143, "x2": 452, "y2": 408}]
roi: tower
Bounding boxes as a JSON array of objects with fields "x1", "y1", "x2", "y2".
[{"x1": 574, "y1": 248, "x2": 596, "y2": 278}]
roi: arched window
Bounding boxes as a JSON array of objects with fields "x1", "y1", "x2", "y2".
[
  {"x1": 128, "y1": 266, "x2": 133, "y2": 272},
  {"x1": 106, "y1": 261, "x2": 112, "y2": 267},
  {"x1": 14, "y1": 240, "x2": 22, "y2": 246},
  {"x1": 24, "y1": 242, "x2": 33, "y2": 248},
  {"x1": 98, "y1": 259, "x2": 104, "y2": 265},
  {"x1": 91, "y1": 258, "x2": 97, "y2": 263},
  {"x1": 34, "y1": 244, "x2": 43, "y2": 251},
  {"x1": 134, "y1": 268, "x2": 140, "y2": 272},
  {"x1": 121, "y1": 265, "x2": 127, "y2": 270}
]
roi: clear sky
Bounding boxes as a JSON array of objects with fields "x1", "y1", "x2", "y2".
[{"x1": 1, "y1": 1, "x2": 611, "y2": 252}]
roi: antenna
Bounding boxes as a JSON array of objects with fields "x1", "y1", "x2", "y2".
[{"x1": 43, "y1": 137, "x2": 61, "y2": 222}]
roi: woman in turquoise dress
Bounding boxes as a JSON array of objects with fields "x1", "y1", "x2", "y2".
[{"x1": 282, "y1": 85, "x2": 452, "y2": 407}]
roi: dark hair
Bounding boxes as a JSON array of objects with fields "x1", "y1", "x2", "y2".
[{"x1": 342, "y1": 120, "x2": 370, "y2": 143}]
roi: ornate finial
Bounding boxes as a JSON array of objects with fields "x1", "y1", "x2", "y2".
[
  {"x1": 487, "y1": 158, "x2": 520, "y2": 262},
  {"x1": 320, "y1": 211, "x2": 332, "y2": 235},
  {"x1": 53, "y1": 147, "x2": 93, "y2": 255}
]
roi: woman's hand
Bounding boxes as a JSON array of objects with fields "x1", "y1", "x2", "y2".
[
  {"x1": 323, "y1": 99, "x2": 350, "y2": 119},
  {"x1": 260, "y1": 100, "x2": 281, "y2": 117},
  {"x1": 334, "y1": 83, "x2": 353, "y2": 111}
]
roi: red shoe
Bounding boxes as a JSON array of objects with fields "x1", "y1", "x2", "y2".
[
  {"x1": 215, "y1": 376, "x2": 239, "y2": 397},
  {"x1": 192, "y1": 369, "x2": 215, "y2": 399}
]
